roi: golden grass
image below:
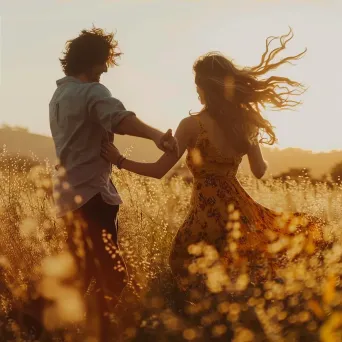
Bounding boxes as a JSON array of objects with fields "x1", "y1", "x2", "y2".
[{"x1": 0, "y1": 150, "x2": 342, "y2": 341}]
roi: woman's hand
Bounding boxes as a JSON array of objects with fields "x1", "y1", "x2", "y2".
[
  {"x1": 101, "y1": 142, "x2": 122, "y2": 165},
  {"x1": 155, "y1": 129, "x2": 179, "y2": 156}
]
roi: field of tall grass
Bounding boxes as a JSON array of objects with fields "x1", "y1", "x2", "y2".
[{"x1": 0, "y1": 149, "x2": 342, "y2": 341}]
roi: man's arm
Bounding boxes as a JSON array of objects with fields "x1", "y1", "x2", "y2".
[
  {"x1": 117, "y1": 116, "x2": 178, "y2": 155},
  {"x1": 87, "y1": 83, "x2": 177, "y2": 153},
  {"x1": 114, "y1": 115, "x2": 165, "y2": 146}
]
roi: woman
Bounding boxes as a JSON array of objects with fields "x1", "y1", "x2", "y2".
[{"x1": 101, "y1": 29, "x2": 325, "y2": 292}]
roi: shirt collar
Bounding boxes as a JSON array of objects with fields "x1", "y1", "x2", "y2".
[{"x1": 56, "y1": 76, "x2": 83, "y2": 86}]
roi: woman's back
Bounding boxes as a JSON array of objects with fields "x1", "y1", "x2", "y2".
[
  {"x1": 195, "y1": 112, "x2": 244, "y2": 158},
  {"x1": 186, "y1": 113, "x2": 243, "y2": 180},
  {"x1": 185, "y1": 112, "x2": 267, "y2": 180}
]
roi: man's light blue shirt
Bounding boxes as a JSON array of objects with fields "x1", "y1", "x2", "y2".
[{"x1": 49, "y1": 76, "x2": 135, "y2": 217}]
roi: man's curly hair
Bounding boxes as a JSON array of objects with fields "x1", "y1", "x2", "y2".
[{"x1": 59, "y1": 26, "x2": 122, "y2": 76}]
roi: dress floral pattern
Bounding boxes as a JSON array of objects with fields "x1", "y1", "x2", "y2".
[{"x1": 169, "y1": 115, "x2": 325, "y2": 289}]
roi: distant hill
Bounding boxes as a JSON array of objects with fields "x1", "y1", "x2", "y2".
[
  {"x1": 0, "y1": 126, "x2": 341, "y2": 178},
  {"x1": 239, "y1": 147, "x2": 342, "y2": 178},
  {"x1": 0, "y1": 126, "x2": 56, "y2": 162}
]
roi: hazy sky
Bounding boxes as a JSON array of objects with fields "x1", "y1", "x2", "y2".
[{"x1": 0, "y1": 0, "x2": 341, "y2": 152}]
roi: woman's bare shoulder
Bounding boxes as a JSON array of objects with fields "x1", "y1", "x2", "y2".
[
  {"x1": 180, "y1": 114, "x2": 200, "y2": 128},
  {"x1": 177, "y1": 114, "x2": 201, "y2": 147}
]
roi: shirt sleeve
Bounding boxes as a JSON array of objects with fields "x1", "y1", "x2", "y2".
[{"x1": 86, "y1": 83, "x2": 135, "y2": 132}]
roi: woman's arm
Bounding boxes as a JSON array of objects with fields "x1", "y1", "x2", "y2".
[
  {"x1": 247, "y1": 142, "x2": 268, "y2": 179},
  {"x1": 102, "y1": 117, "x2": 195, "y2": 179}
]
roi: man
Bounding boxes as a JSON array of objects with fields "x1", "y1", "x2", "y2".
[{"x1": 49, "y1": 26, "x2": 177, "y2": 340}]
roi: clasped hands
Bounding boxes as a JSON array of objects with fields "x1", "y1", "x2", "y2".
[{"x1": 101, "y1": 129, "x2": 178, "y2": 166}]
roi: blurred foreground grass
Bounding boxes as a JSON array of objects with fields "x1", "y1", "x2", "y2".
[{"x1": 0, "y1": 150, "x2": 342, "y2": 341}]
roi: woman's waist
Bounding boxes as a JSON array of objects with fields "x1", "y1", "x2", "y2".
[
  {"x1": 190, "y1": 174, "x2": 239, "y2": 197},
  {"x1": 192, "y1": 171, "x2": 238, "y2": 180}
]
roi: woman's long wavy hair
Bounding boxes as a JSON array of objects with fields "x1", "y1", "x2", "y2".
[{"x1": 193, "y1": 28, "x2": 306, "y2": 154}]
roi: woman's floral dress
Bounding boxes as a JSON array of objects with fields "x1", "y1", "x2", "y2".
[{"x1": 169, "y1": 115, "x2": 325, "y2": 291}]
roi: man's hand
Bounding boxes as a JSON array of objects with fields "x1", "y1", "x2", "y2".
[{"x1": 155, "y1": 129, "x2": 179, "y2": 157}]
